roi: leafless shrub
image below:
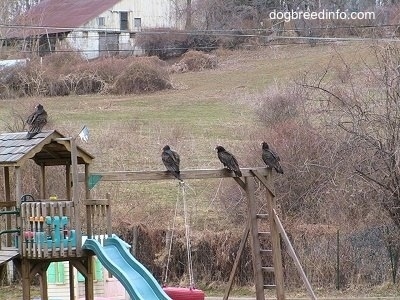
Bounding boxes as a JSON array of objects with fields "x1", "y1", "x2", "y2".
[
  {"x1": 112, "y1": 59, "x2": 172, "y2": 94},
  {"x1": 0, "y1": 53, "x2": 172, "y2": 97},
  {"x1": 255, "y1": 85, "x2": 305, "y2": 126},
  {"x1": 172, "y1": 50, "x2": 217, "y2": 73}
]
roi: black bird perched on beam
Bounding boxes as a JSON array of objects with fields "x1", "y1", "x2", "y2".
[
  {"x1": 26, "y1": 103, "x2": 47, "y2": 139},
  {"x1": 162, "y1": 145, "x2": 183, "y2": 182},
  {"x1": 262, "y1": 142, "x2": 283, "y2": 174},
  {"x1": 215, "y1": 145, "x2": 242, "y2": 177}
]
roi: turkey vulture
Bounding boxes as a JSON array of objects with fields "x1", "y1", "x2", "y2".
[
  {"x1": 162, "y1": 145, "x2": 183, "y2": 182},
  {"x1": 215, "y1": 146, "x2": 242, "y2": 177},
  {"x1": 262, "y1": 142, "x2": 283, "y2": 174},
  {"x1": 26, "y1": 104, "x2": 47, "y2": 139}
]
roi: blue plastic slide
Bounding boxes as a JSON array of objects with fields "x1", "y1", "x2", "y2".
[{"x1": 82, "y1": 235, "x2": 172, "y2": 300}]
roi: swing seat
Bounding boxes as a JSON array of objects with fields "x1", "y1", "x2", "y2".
[{"x1": 163, "y1": 287, "x2": 205, "y2": 300}]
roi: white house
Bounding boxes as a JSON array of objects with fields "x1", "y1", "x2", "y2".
[{"x1": 6, "y1": 0, "x2": 188, "y2": 59}]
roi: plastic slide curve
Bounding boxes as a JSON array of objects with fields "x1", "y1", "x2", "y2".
[{"x1": 82, "y1": 235, "x2": 172, "y2": 300}]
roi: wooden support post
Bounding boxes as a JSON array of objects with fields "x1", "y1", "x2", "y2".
[
  {"x1": 223, "y1": 224, "x2": 250, "y2": 300},
  {"x1": 85, "y1": 163, "x2": 90, "y2": 200},
  {"x1": 39, "y1": 164, "x2": 46, "y2": 199},
  {"x1": 264, "y1": 171, "x2": 285, "y2": 300},
  {"x1": 69, "y1": 261, "x2": 75, "y2": 300},
  {"x1": 15, "y1": 166, "x2": 23, "y2": 252},
  {"x1": 106, "y1": 193, "x2": 112, "y2": 236},
  {"x1": 4, "y1": 167, "x2": 11, "y2": 247},
  {"x1": 21, "y1": 259, "x2": 31, "y2": 300},
  {"x1": 245, "y1": 177, "x2": 265, "y2": 300},
  {"x1": 2, "y1": 167, "x2": 12, "y2": 282},
  {"x1": 15, "y1": 166, "x2": 22, "y2": 204},
  {"x1": 71, "y1": 138, "x2": 82, "y2": 255},
  {"x1": 37, "y1": 263, "x2": 49, "y2": 300},
  {"x1": 85, "y1": 255, "x2": 94, "y2": 300},
  {"x1": 66, "y1": 164, "x2": 71, "y2": 201}
]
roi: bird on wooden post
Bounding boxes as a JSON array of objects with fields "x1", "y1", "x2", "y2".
[
  {"x1": 26, "y1": 103, "x2": 47, "y2": 139},
  {"x1": 261, "y1": 141, "x2": 284, "y2": 174},
  {"x1": 162, "y1": 145, "x2": 183, "y2": 182},
  {"x1": 215, "y1": 145, "x2": 242, "y2": 177}
]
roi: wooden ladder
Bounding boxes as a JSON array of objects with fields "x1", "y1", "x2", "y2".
[
  {"x1": 245, "y1": 175, "x2": 285, "y2": 300},
  {"x1": 256, "y1": 213, "x2": 282, "y2": 291},
  {"x1": 223, "y1": 170, "x2": 317, "y2": 300}
]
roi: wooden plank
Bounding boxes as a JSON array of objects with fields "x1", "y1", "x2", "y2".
[
  {"x1": 264, "y1": 174, "x2": 285, "y2": 300},
  {"x1": 66, "y1": 164, "x2": 71, "y2": 200},
  {"x1": 251, "y1": 170, "x2": 276, "y2": 198},
  {"x1": 40, "y1": 164, "x2": 45, "y2": 199},
  {"x1": 21, "y1": 258, "x2": 31, "y2": 300},
  {"x1": 233, "y1": 177, "x2": 246, "y2": 190},
  {"x1": 223, "y1": 224, "x2": 250, "y2": 300},
  {"x1": 41, "y1": 203, "x2": 48, "y2": 258},
  {"x1": 4, "y1": 167, "x2": 11, "y2": 247},
  {"x1": 106, "y1": 193, "x2": 112, "y2": 236},
  {"x1": 273, "y1": 209, "x2": 317, "y2": 300},
  {"x1": 71, "y1": 138, "x2": 82, "y2": 256},
  {"x1": 245, "y1": 177, "x2": 265, "y2": 300},
  {"x1": 69, "y1": 261, "x2": 75, "y2": 300},
  {"x1": 78, "y1": 167, "x2": 271, "y2": 182}
]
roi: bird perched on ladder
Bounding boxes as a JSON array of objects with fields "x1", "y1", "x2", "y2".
[
  {"x1": 26, "y1": 103, "x2": 47, "y2": 139},
  {"x1": 215, "y1": 145, "x2": 242, "y2": 177},
  {"x1": 262, "y1": 141, "x2": 283, "y2": 174},
  {"x1": 162, "y1": 145, "x2": 183, "y2": 182}
]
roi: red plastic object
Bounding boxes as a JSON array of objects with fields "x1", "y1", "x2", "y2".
[{"x1": 163, "y1": 287, "x2": 205, "y2": 300}]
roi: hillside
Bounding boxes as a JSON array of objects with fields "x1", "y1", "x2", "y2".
[{"x1": 1, "y1": 42, "x2": 399, "y2": 295}]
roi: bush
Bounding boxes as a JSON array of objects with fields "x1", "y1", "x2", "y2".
[
  {"x1": 112, "y1": 59, "x2": 172, "y2": 94},
  {"x1": 171, "y1": 50, "x2": 217, "y2": 73},
  {"x1": 0, "y1": 53, "x2": 172, "y2": 97}
]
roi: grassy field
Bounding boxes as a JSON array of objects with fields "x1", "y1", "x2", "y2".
[{"x1": 0, "y1": 42, "x2": 378, "y2": 230}]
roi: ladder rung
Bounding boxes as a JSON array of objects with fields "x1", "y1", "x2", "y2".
[
  {"x1": 263, "y1": 284, "x2": 276, "y2": 289},
  {"x1": 256, "y1": 213, "x2": 268, "y2": 219},
  {"x1": 261, "y1": 266, "x2": 275, "y2": 272},
  {"x1": 258, "y1": 231, "x2": 271, "y2": 235}
]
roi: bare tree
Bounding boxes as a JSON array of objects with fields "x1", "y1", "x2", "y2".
[{"x1": 301, "y1": 44, "x2": 400, "y2": 230}]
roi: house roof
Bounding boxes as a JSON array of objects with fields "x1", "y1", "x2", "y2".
[
  {"x1": 6, "y1": 0, "x2": 121, "y2": 39},
  {"x1": 0, "y1": 130, "x2": 94, "y2": 167}
]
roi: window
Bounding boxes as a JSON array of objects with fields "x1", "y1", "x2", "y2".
[
  {"x1": 97, "y1": 17, "x2": 105, "y2": 26},
  {"x1": 47, "y1": 262, "x2": 65, "y2": 284},
  {"x1": 134, "y1": 18, "x2": 141, "y2": 28},
  {"x1": 120, "y1": 12, "x2": 128, "y2": 30}
]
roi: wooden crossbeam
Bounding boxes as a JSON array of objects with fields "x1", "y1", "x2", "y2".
[
  {"x1": 250, "y1": 169, "x2": 276, "y2": 197},
  {"x1": 78, "y1": 167, "x2": 271, "y2": 182}
]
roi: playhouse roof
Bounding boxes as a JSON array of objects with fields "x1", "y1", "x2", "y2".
[
  {"x1": 0, "y1": 130, "x2": 94, "y2": 167},
  {"x1": 5, "y1": 0, "x2": 122, "y2": 39}
]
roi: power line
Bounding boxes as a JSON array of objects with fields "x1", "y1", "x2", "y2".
[{"x1": 0, "y1": 21, "x2": 399, "y2": 34}]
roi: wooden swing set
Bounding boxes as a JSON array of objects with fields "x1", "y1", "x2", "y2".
[
  {"x1": 80, "y1": 167, "x2": 317, "y2": 300},
  {"x1": 0, "y1": 130, "x2": 316, "y2": 300}
]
